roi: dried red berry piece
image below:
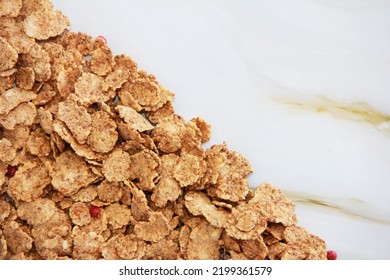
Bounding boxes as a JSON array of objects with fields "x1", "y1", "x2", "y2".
[
  {"x1": 89, "y1": 206, "x2": 100, "y2": 217},
  {"x1": 97, "y1": 35, "x2": 107, "y2": 44},
  {"x1": 6, "y1": 166, "x2": 18, "y2": 178},
  {"x1": 327, "y1": 250, "x2": 337, "y2": 260}
]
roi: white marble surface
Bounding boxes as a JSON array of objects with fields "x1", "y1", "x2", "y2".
[{"x1": 52, "y1": 0, "x2": 390, "y2": 259}]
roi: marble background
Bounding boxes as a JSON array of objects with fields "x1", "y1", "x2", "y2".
[{"x1": 52, "y1": 0, "x2": 390, "y2": 259}]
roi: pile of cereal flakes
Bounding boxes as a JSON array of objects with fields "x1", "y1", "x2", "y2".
[{"x1": 0, "y1": 0, "x2": 327, "y2": 260}]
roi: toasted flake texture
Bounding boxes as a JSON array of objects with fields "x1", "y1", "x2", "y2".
[
  {"x1": 128, "y1": 150, "x2": 159, "y2": 191},
  {"x1": 187, "y1": 219, "x2": 222, "y2": 260},
  {"x1": 0, "y1": 200, "x2": 10, "y2": 223},
  {"x1": 7, "y1": 159, "x2": 51, "y2": 202},
  {"x1": 118, "y1": 89, "x2": 142, "y2": 112},
  {"x1": 178, "y1": 225, "x2": 191, "y2": 258},
  {"x1": 151, "y1": 154, "x2": 181, "y2": 208},
  {"x1": 32, "y1": 209, "x2": 72, "y2": 259},
  {"x1": 72, "y1": 227, "x2": 105, "y2": 259},
  {"x1": 102, "y1": 149, "x2": 131, "y2": 182},
  {"x1": 0, "y1": 17, "x2": 35, "y2": 54},
  {"x1": 151, "y1": 115, "x2": 186, "y2": 153},
  {"x1": 225, "y1": 205, "x2": 267, "y2": 240},
  {"x1": 116, "y1": 105, "x2": 154, "y2": 132},
  {"x1": 24, "y1": 9, "x2": 70, "y2": 40},
  {"x1": 52, "y1": 120, "x2": 102, "y2": 160},
  {"x1": 56, "y1": 66, "x2": 81, "y2": 98},
  {"x1": 0, "y1": 138, "x2": 16, "y2": 162},
  {"x1": 221, "y1": 231, "x2": 241, "y2": 254},
  {"x1": 121, "y1": 71, "x2": 161, "y2": 111},
  {"x1": 189, "y1": 117, "x2": 211, "y2": 143},
  {"x1": 61, "y1": 31, "x2": 94, "y2": 56},
  {"x1": 241, "y1": 237, "x2": 269, "y2": 260},
  {"x1": 15, "y1": 67, "x2": 35, "y2": 90},
  {"x1": 87, "y1": 110, "x2": 118, "y2": 153},
  {"x1": 74, "y1": 73, "x2": 109, "y2": 106},
  {"x1": 0, "y1": 68, "x2": 17, "y2": 77},
  {"x1": 0, "y1": 0, "x2": 22, "y2": 17},
  {"x1": 3, "y1": 125, "x2": 30, "y2": 150},
  {"x1": 71, "y1": 185, "x2": 97, "y2": 202},
  {"x1": 280, "y1": 226, "x2": 326, "y2": 260},
  {"x1": 58, "y1": 96, "x2": 91, "y2": 144},
  {"x1": 3, "y1": 221, "x2": 33, "y2": 255},
  {"x1": 90, "y1": 44, "x2": 114, "y2": 76},
  {"x1": 37, "y1": 107, "x2": 53, "y2": 134},
  {"x1": 0, "y1": 75, "x2": 14, "y2": 92},
  {"x1": 33, "y1": 83, "x2": 57, "y2": 106},
  {"x1": 21, "y1": 43, "x2": 51, "y2": 82},
  {"x1": 69, "y1": 202, "x2": 91, "y2": 226},
  {"x1": 174, "y1": 153, "x2": 201, "y2": 187},
  {"x1": 102, "y1": 234, "x2": 145, "y2": 260},
  {"x1": 103, "y1": 69, "x2": 129, "y2": 91},
  {"x1": 0, "y1": 230, "x2": 6, "y2": 259},
  {"x1": 0, "y1": 37, "x2": 18, "y2": 72},
  {"x1": 26, "y1": 128, "x2": 51, "y2": 156},
  {"x1": 134, "y1": 212, "x2": 170, "y2": 242},
  {"x1": 0, "y1": 88, "x2": 36, "y2": 115},
  {"x1": 131, "y1": 187, "x2": 150, "y2": 221},
  {"x1": 185, "y1": 191, "x2": 228, "y2": 228},
  {"x1": 0, "y1": 102, "x2": 37, "y2": 130},
  {"x1": 204, "y1": 144, "x2": 252, "y2": 202},
  {"x1": 144, "y1": 239, "x2": 179, "y2": 260},
  {"x1": 50, "y1": 150, "x2": 96, "y2": 196},
  {"x1": 105, "y1": 203, "x2": 131, "y2": 229},
  {"x1": 249, "y1": 183, "x2": 297, "y2": 226},
  {"x1": 147, "y1": 100, "x2": 175, "y2": 124},
  {"x1": 266, "y1": 223, "x2": 285, "y2": 240},
  {"x1": 17, "y1": 198, "x2": 56, "y2": 225},
  {"x1": 19, "y1": 0, "x2": 53, "y2": 16},
  {"x1": 0, "y1": 166, "x2": 6, "y2": 194},
  {"x1": 97, "y1": 180, "x2": 122, "y2": 203},
  {"x1": 267, "y1": 242, "x2": 287, "y2": 260}
]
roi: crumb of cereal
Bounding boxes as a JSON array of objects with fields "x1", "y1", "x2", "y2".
[
  {"x1": 0, "y1": 102, "x2": 37, "y2": 130},
  {"x1": 74, "y1": 72, "x2": 109, "y2": 106},
  {"x1": 0, "y1": 88, "x2": 37, "y2": 115},
  {"x1": 105, "y1": 203, "x2": 131, "y2": 229},
  {"x1": 0, "y1": 139, "x2": 17, "y2": 163},
  {"x1": 184, "y1": 191, "x2": 229, "y2": 228},
  {"x1": 50, "y1": 150, "x2": 97, "y2": 196},
  {"x1": 186, "y1": 219, "x2": 222, "y2": 260},
  {"x1": 58, "y1": 95, "x2": 92, "y2": 144},
  {"x1": 90, "y1": 43, "x2": 114, "y2": 76},
  {"x1": 7, "y1": 159, "x2": 51, "y2": 202},
  {"x1": 102, "y1": 148, "x2": 131, "y2": 182},
  {"x1": 17, "y1": 198, "x2": 57, "y2": 226},
  {"x1": 0, "y1": 17, "x2": 35, "y2": 54},
  {"x1": 0, "y1": 37, "x2": 18, "y2": 72},
  {"x1": 20, "y1": 43, "x2": 51, "y2": 82},
  {"x1": 87, "y1": 110, "x2": 118, "y2": 153},
  {"x1": 23, "y1": 9, "x2": 70, "y2": 40},
  {"x1": 0, "y1": 0, "x2": 22, "y2": 17},
  {"x1": 15, "y1": 67, "x2": 35, "y2": 90},
  {"x1": 134, "y1": 212, "x2": 170, "y2": 242}
]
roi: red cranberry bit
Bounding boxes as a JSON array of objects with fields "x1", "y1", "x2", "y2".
[
  {"x1": 89, "y1": 206, "x2": 100, "y2": 217},
  {"x1": 6, "y1": 165, "x2": 18, "y2": 178},
  {"x1": 97, "y1": 35, "x2": 107, "y2": 44},
  {"x1": 327, "y1": 250, "x2": 337, "y2": 260}
]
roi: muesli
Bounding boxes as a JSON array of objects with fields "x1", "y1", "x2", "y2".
[{"x1": 0, "y1": 0, "x2": 329, "y2": 260}]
